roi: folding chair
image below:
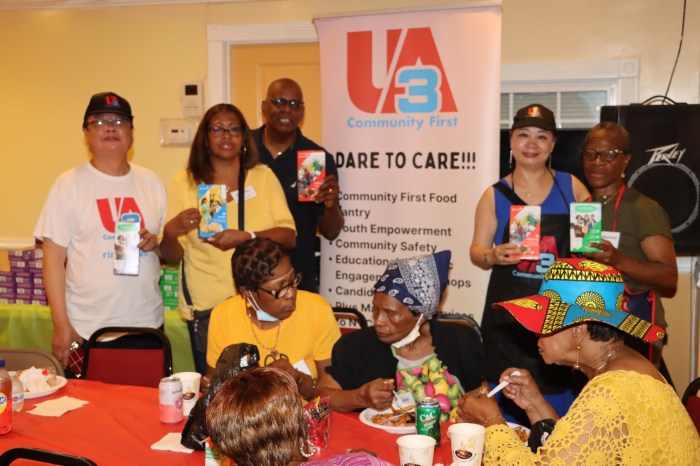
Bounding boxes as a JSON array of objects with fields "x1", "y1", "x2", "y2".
[
  {"x1": 0, "y1": 447, "x2": 97, "y2": 466},
  {"x1": 682, "y1": 376, "x2": 700, "y2": 435},
  {"x1": 82, "y1": 326, "x2": 172, "y2": 388},
  {"x1": 0, "y1": 347, "x2": 65, "y2": 376},
  {"x1": 332, "y1": 306, "x2": 368, "y2": 334},
  {"x1": 435, "y1": 312, "x2": 482, "y2": 341}
]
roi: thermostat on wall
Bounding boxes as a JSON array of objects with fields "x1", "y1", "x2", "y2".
[
  {"x1": 182, "y1": 81, "x2": 204, "y2": 118},
  {"x1": 160, "y1": 118, "x2": 198, "y2": 147}
]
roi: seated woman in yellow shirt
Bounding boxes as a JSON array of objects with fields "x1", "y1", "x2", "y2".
[
  {"x1": 458, "y1": 258, "x2": 700, "y2": 465},
  {"x1": 205, "y1": 237, "x2": 340, "y2": 399}
]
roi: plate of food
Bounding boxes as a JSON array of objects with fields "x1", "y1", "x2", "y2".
[
  {"x1": 359, "y1": 407, "x2": 417, "y2": 434},
  {"x1": 14, "y1": 367, "x2": 68, "y2": 400},
  {"x1": 507, "y1": 422, "x2": 531, "y2": 444}
]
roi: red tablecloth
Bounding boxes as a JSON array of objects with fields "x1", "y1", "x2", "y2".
[{"x1": 2, "y1": 379, "x2": 456, "y2": 465}]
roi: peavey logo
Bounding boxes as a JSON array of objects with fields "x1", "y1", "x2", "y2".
[
  {"x1": 347, "y1": 28, "x2": 456, "y2": 114},
  {"x1": 646, "y1": 143, "x2": 686, "y2": 164}
]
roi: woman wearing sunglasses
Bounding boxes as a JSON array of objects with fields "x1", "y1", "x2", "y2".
[
  {"x1": 581, "y1": 121, "x2": 677, "y2": 366},
  {"x1": 204, "y1": 237, "x2": 341, "y2": 399}
]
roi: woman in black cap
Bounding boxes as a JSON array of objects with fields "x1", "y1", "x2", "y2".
[{"x1": 470, "y1": 104, "x2": 589, "y2": 421}]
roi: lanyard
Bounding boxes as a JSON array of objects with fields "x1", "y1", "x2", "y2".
[{"x1": 611, "y1": 184, "x2": 626, "y2": 232}]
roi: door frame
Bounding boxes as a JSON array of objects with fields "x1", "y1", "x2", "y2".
[{"x1": 207, "y1": 22, "x2": 318, "y2": 106}]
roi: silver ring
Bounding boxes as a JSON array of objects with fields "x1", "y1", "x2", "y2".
[{"x1": 189, "y1": 219, "x2": 194, "y2": 225}]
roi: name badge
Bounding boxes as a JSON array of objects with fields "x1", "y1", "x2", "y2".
[{"x1": 231, "y1": 185, "x2": 258, "y2": 202}]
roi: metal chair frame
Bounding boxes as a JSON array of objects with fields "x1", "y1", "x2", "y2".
[
  {"x1": 332, "y1": 306, "x2": 368, "y2": 333},
  {"x1": 0, "y1": 447, "x2": 97, "y2": 466},
  {"x1": 0, "y1": 346, "x2": 65, "y2": 376}
]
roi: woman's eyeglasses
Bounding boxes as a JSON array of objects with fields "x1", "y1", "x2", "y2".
[
  {"x1": 208, "y1": 126, "x2": 242, "y2": 137},
  {"x1": 582, "y1": 149, "x2": 627, "y2": 162},
  {"x1": 257, "y1": 272, "x2": 303, "y2": 299},
  {"x1": 268, "y1": 97, "x2": 304, "y2": 111}
]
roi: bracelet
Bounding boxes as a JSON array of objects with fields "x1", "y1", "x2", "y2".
[
  {"x1": 481, "y1": 413, "x2": 504, "y2": 427},
  {"x1": 483, "y1": 250, "x2": 493, "y2": 267},
  {"x1": 247, "y1": 231, "x2": 256, "y2": 240}
]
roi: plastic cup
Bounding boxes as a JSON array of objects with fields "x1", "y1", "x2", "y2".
[
  {"x1": 396, "y1": 434, "x2": 436, "y2": 466},
  {"x1": 447, "y1": 423, "x2": 486, "y2": 464},
  {"x1": 172, "y1": 371, "x2": 201, "y2": 417}
]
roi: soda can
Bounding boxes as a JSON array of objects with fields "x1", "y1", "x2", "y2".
[
  {"x1": 416, "y1": 397, "x2": 441, "y2": 445},
  {"x1": 159, "y1": 376, "x2": 183, "y2": 424}
]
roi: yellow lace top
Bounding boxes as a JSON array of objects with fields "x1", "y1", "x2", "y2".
[{"x1": 484, "y1": 370, "x2": 700, "y2": 465}]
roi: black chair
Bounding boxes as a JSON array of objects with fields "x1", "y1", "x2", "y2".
[
  {"x1": 82, "y1": 326, "x2": 172, "y2": 388},
  {"x1": 0, "y1": 346, "x2": 65, "y2": 376},
  {"x1": 435, "y1": 312, "x2": 482, "y2": 341},
  {"x1": 332, "y1": 306, "x2": 368, "y2": 334},
  {"x1": 0, "y1": 447, "x2": 97, "y2": 465}
]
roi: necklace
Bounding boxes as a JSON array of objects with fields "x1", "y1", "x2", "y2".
[
  {"x1": 597, "y1": 187, "x2": 623, "y2": 206},
  {"x1": 248, "y1": 310, "x2": 282, "y2": 358},
  {"x1": 595, "y1": 342, "x2": 625, "y2": 375}
]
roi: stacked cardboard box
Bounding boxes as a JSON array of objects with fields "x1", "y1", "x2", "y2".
[
  {"x1": 160, "y1": 266, "x2": 179, "y2": 311},
  {"x1": 1, "y1": 247, "x2": 46, "y2": 305}
]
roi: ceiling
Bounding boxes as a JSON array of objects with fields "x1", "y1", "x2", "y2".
[{"x1": 0, "y1": 0, "x2": 255, "y2": 9}]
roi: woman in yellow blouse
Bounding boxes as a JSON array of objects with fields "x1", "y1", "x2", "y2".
[{"x1": 458, "y1": 258, "x2": 700, "y2": 465}]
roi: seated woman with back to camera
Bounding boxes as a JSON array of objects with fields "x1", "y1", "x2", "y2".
[
  {"x1": 316, "y1": 250, "x2": 485, "y2": 421},
  {"x1": 206, "y1": 366, "x2": 393, "y2": 466}
]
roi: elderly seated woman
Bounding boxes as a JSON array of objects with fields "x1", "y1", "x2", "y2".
[
  {"x1": 204, "y1": 237, "x2": 340, "y2": 399},
  {"x1": 458, "y1": 258, "x2": 700, "y2": 464},
  {"x1": 316, "y1": 250, "x2": 485, "y2": 420},
  {"x1": 206, "y1": 366, "x2": 393, "y2": 466}
]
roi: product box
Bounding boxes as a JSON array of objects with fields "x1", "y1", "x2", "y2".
[
  {"x1": 198, "y1": 184, "x2": 227, "y2": 238},
  {"x1": 0, "y1": 271, "x2": 13, "y2": 285},
  {"x1": 113, "y1": 221, "x2": 141, "y2": 275},
  {"x1": 297, "y1": 150, "x2": 326, "y2": 202},
  {"x1": 570, "y1": 203, "x2": 603, "y2": 252},
  {"x1": 14, "y1": 272, "x2": 32, "y2": 285},
  {"x1": 509, "y1": 205, "x2": 541, "y2": 260}
]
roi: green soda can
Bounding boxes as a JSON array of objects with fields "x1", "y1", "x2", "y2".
[{"x1": 416, "y1": 397, "x2": 441, "y2": 445}]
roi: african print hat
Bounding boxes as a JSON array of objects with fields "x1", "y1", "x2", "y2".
[
  {"x1": 373, "y1": 250, "x2": 451, "y2": 319},
  {"x1": 493, "y1": 258, "x2": 665, "y2": 342}
]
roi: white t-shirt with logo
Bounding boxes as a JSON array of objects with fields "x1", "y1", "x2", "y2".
[{"x1": 34, "y1": 162, "x2": 166, "y2": 339}]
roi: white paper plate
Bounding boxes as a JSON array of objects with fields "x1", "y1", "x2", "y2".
[
  {"x1": 359, "y1": 408, "x2": 416, "y2": 434},
  {"x1": 23, "y1": 376, "x2": 67, "y2": 400}
]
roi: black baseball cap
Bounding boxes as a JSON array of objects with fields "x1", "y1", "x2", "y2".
[
  {"x1": 511, "y1": 103, "x2": 556, "y2": 132},
  {"x1": 83, "y1": 92, "x2": 133, "y2": 124}
]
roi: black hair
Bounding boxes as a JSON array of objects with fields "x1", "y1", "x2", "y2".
[{"x1": 231, "y1": 237, "x2": 286, "y2": 291}]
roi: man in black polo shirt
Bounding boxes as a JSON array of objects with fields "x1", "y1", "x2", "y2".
[{"x1": 252, "y1": 78, "x2": 344, "y2": 292}]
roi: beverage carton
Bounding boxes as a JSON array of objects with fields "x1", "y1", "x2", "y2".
[
  {"x1": 570, "y1": 203, "x2": 602, "y2": 252},
  {"x1": 198, "y1": 185, "x2": 227, "y2": 238},
  {"x1": 509, "y1": 205, "x2": 541, "y2": 260},
  {"x1": 297, "y1": 151, "x2": 326, "y2": 202}
]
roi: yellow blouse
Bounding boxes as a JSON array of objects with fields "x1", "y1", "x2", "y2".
[{"x1": 485, "y1": 370, "x2": 700, "y2": 465}]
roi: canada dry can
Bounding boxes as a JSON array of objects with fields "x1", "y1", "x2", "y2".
[
  {"x1": 159, "y1": 376, "x2": 183, "y2": 424},
  {"x1": 416, "y1": 397, "x2": 441, "y2": 445}
]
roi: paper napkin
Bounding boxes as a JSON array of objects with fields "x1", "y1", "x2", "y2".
[
  {"x1": 28, "y1": 396, "x2": 89, "y2": 417},
  {"x1": 151, "y1": 432, "x2": 195, "y2": 453}
]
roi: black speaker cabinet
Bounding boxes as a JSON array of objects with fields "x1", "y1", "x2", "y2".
[{"x1": 601, "y1": 104, "x2": 700, "y2": 254}]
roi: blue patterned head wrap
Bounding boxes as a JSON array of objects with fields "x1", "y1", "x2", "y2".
[{"x1": 373, "y1": 250, "x2": 451, "y2": 319}]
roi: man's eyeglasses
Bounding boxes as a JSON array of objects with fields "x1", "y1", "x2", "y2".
[
  {"x1": 86, "y1": 118, "x2": 131, "y2": 129},
  {"x1": 268, "y1": 97, "x2": 304, "y2": 111},
  {"x1": 257, "y1": 272, "x2": 303, "y2": 299},
  {"x1": 209, "y1": 126, "x2": 242, "y2": 137},
  {"x1": 582, "y1": 149, "x2": 627, "y2": 163}
]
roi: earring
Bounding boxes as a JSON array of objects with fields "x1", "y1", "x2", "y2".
[
  {"x1": 548, "y1": 154, "x2": 552, "y2": 169},
  {"x1": 509, "y1": 150, "x2": 513, "y2": 169},
  {"x1": 300, "y1": 439, "x2": 317, "y2": 458},
  {"x1": 241, "y1": 145, "x2": 248, "y2": 157},
  {"x1": 621, "y1": 171, "x2": 626, "y2": 179},
  {"x1": 573, "y1": 343, "x2": 580, "y2": 370}
]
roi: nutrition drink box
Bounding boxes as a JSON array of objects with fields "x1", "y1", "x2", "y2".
[
  {"x1": 297, "y1": 150, "x2": 326, "y2": 202},
  {"x1": 113, "y1": 221, "x2": 140, "y2": 275},
  {"x1": 509, "y1": 205, "x2": 541, "y2": 260},
  {"x1": 570, "y1": 202, "x2": 602, "y2": 252},
  {"x1": 198, "y1": 184, "x2": 227, "y2": 238}
]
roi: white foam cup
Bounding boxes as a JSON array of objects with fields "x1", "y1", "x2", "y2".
[
  {"x1": 396, "y1": 434, "x2": 436, "y2": 466},
  {"x1": 172, "y1": 371, "x2": 201, "y2": 417},
  {"x1": 447, "y1": 423, "x2": 486, "y2": 464}
]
